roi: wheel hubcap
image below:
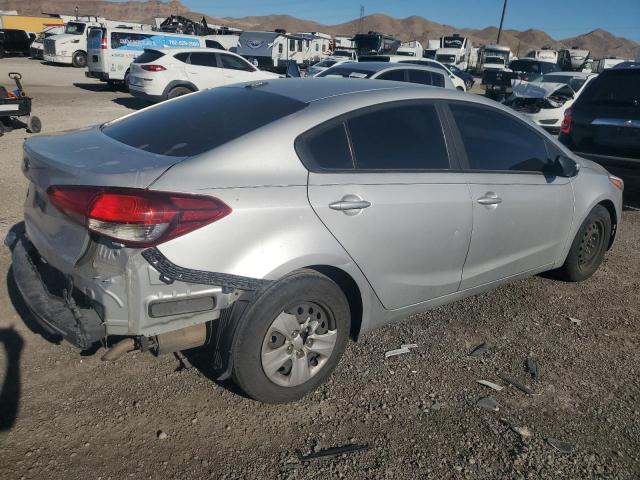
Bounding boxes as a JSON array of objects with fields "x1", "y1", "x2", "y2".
[
  {"x1": 577, "y1": 219, "x2": 604, "y2": 270},
  {"x1": 261, "y1": 302, "x2": 337, "y2": 387}
]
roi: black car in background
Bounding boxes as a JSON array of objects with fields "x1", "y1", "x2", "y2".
[
  {"x1": 0, "y1": 29, "x2": 35, "y2": 58},
  {"x1": 508, "y1": 58, "x2": 561, "y2": 82},
  {"x1": 559, "y1": 66, "x2": 640, "y2": 199}
]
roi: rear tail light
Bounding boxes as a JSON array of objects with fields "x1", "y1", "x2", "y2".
[
  {"x1": 561, "y1": 108, "x2": 572, "y2": 135},
  {"x1": 141, "y1": 65, "x2": 166, "y2": 72},
  {"x1": 100, "y1": 36, "x2": 107, "y2": 49},
  {"x1": 609, "y1": 175, "x2": 624, "y2": 190},
  {"x1": 47, "y1": 186, "x2": 231, "y2": 247}
]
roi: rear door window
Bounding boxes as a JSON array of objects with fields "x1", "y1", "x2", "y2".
[
  {"x1": 580, "y1": 70, "x2": 640, "y2": 108},
  {"x1": 189, "y1": 52, "x2": 218, "y2": 67},
  {"x1": 449, "y1": 103, "x2": 552, "y2": 173},
  {"x1": 376, "y1": 69, "x2": 407, "y2": 82},
  {"x1": 134, "y1": 50, "x2": 165, "y2": 64},
  {"x1": 408, "y1": 69, "x2": 445, "y2": 87},
  {"x1": 347, "y1": 103, "x2": 449, "y2": 170},
  {"x1": 102, "y1": 88, "x2": 307, "y2": 157},
  {"x1": 296, "y1": 123, "x2": 354, "y2": 170}
]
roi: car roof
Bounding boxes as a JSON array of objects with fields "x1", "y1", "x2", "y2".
[{"x1": 543, "y1": 71, "x2": 595, "y2": 78}]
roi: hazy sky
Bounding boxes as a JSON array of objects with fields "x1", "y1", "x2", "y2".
[{"x1": 168, "y1": 0, "x2": 640, "y2": 41}]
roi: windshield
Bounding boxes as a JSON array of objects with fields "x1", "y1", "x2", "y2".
[
  {"x1": 317, "y1": 66, "x2": 373, "y2": 78},
  {"x1": 65, "y1": 22, "x2": 86, "y2": 35},
  {"x1": 540, "y1": 74, "x2": 588, "y2": 92},
  {"x1": 436, "y1": 54, "x2": 456, "y2": 64},
  {"x1": 354, "y1": 35, "x2": 381, "y2": 55},
  {"x1": 485, "y1": 55, "x2": 506, "y2": 65},
  {"x1": 102, "y1": 88, "x2": 308, "y2": 157}
]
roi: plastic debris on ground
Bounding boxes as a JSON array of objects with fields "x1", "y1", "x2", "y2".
[
  {"x1": 526, "y1": 358, "x2": 540, "y2": 381},
  {"x1": 476, "y1": 380, "x2": 504, "y2": 391},
  {"x1": 477, "y1": 396, "x2": 500, "y2": 412},
  {"x1": 498, "y1": 374, "x2": 539, "y2": 396},
  {"x1": 296, "y1": 443, "x2": 370, "y2": 462},
  {"x1": 385, "y1": 343, "x2": 417, "y2": 359},
  {"x1": 468, "y1": 342, "x2": 489, "y2": 358},
  {"x1": 546, "y1": 437, "x2": 575, "y2": 454},
  {"x1": 569, "y1": 317, "x2": 582, "y2": 326}
]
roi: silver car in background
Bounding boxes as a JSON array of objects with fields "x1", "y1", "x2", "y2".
[{"x1": 8, "y1": 78, "x2": 623, "y2": 403}]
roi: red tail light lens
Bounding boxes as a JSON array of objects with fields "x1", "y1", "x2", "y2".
[
  {"x1": 141, "y1": 65, "x2": 166, "y2": 72},
  {"x1": 47, "y1": 186, "x2": 231, "y2": 247},
  {"x1": 561, "y1": 108, "x2": 573, "y2": 135},
  {"x1": 100, "y1": 36, "x2": 107, "y2": 49}
]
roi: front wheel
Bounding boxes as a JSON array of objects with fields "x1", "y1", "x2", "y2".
[
  {"x1": 555, "y1": 205, "x2": 611, "y2": 282},
  {"x1": 232, "y1": 270, "x2": 350, "y2": 404},
  {"x1": 72, "y1": 50, "x2": 87, "y2": 68}
]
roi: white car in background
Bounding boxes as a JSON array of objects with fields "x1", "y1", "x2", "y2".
[
  {"x1": 307, "y1": 58, "x2": 354, "y2": 77},
  {"x1": 128, "y1": 47, "x2": 279, "y2": 103},
  {"x1": 505, "y1": 71, "x2": 598, "y2": 134}
]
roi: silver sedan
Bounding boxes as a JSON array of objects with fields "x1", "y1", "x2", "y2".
[{"x1": 8, "y1": 78, "x2": 623, "y2": 403}]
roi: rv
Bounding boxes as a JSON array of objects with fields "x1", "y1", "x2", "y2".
[
  {"x1": 594, "y1": 57, "x2": 629, "y2": 73},
  {"x1": 397, "y1": 41, "x2": 424, "y2": 57},
  {"x1": 44, "y1": 17, "x2": 151, "y2": 67},
  {"x1": 557, "y1": 48, "x2": 590, "y2": 71},
  {"x1": 352, "y1": 31, "x2": 401, "y2": 57},
  {"x1": 435, "y1": 33, "x2": 472, "y2": 70},
  {"x1": 423, "y1": 39, "x2": 440, "y2": 59},
  {"x1": 477, "y1": 44, "x2": 512, "y2": 74},
  {"x1": 526, "y1": 48, "x2": 558, "y2": 64},
  {"x1": 86, "y1": 27, "x2": 207, "y2": 87},
  {"x1": 237, "y1": 30, "x2": 330, "y2": 71}
]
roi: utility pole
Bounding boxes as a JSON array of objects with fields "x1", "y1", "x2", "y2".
[
  {"x1": 496, "y1": 0, "x2": 508, "y2": 44},
  {"x1": 357, "y1": 5, "x2": 365, "y2": 34}
]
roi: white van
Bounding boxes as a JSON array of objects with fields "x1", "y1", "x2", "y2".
[{"x1": 86, "y1": 27, "x2": 207, "y2": 87}]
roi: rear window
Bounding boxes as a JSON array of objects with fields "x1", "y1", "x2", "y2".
[
  {"x1": 102, "y1": 87, "x2": 307, "y2": 157},
  {"x1": 580, "y1": 70, "x2": 640, "y2": 107},
  {"x1": 134, "y1": 50, "x2": 165, "y2": 64},
  {"x1": 317, "y1": 67, "x2": 373, "y2": 78}
]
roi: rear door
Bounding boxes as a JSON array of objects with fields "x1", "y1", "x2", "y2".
[
  {"x1": 87, "y1": 27, "x2": 105, "y2": 73},
  {"x1": 444, "y1": 102, "x2": 574, "y2": 289},
  {"x1": 408, "y1": 69, "x2": 445, "y2": 88},
  {"x1": 185, "y1": 51, "x2": 224, "y2": 89},
  {"x1": 570, "y1": 69, "x2": 640, "y2": 161},
  {"x1": 304, "y1": 101, "x2": 473, "y2": 310}
]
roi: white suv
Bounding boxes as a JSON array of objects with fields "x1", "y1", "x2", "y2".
[{"x1": 129, "y1": 48, "x2": 280, "y2": 103}]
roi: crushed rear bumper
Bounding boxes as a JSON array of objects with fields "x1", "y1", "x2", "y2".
[{"x1": 6, "y1": 225, "x2": 105, "y2": 349}]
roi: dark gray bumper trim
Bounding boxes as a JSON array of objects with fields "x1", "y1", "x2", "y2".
[{"x1": 141, "y1": 248, "x2": 271, "y2": 292}]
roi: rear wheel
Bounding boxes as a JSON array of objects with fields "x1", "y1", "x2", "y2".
[
  {"x1": 232, "y1": 270, "x2": 350, "y2": 404},
  {"x1": 72, "y1": 50, "x2": 87, "y2": 68},
  {"x1": 0, "y1": 122, "x2": 4, "y2": 137},
  {"x1": 167, "y1": 86, "x2": 193, "y2": 99},
  {"x1": 121, "y1": 71, "x2": 130, "y2": 93},
  {"x1": 555, "y1": 205, "x2": 611, "y2": 282}
]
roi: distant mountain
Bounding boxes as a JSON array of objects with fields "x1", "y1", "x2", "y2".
[{"x1": 2, "y1": 0, "x2": 639, "y2": 60}]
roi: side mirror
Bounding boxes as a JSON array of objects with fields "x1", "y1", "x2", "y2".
[{"x1": 555, "y1": 155, "x2": 579, "y2": 177}]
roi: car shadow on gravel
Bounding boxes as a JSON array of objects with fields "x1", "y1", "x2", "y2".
[
  {"x1": 112, "y1": 97, "x2": 150, "y2": 111},
  {"x1": 183, "y1": 347, "x2": 252, "y2": 400},
  {"x1": 73, "y1": 82, "x2": 115, "y2": 92},
  {"x1": 0, "y1": 326, "x2": 23, "y2": 431}
]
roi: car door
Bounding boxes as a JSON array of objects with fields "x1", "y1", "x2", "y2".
[
  {"x1": 374, "y1": 69, "x2": 407, "y2": 83},
  {"x1": 218, "y1": 52, "x2": 260, "y2": 84},
  {"x1": 444, "y1": 101, "x2": 575, "y2": 289},
  {"x1": 185, "y1": 51, "x2": 224, "y2": 89},
  {"x1": 304, "y1": 101, "x2": 473, "y2": 310},
  {"x1": 407, "y1": 69, "x2": 445, "y2": 88}
]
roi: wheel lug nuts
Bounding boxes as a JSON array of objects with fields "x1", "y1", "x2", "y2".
[
  {"x1": 306, "y1": 339, "x2": 314, "y2": 347},
  {"x1": 296, "y1": 350, "x2": 305, "y2": 358},
  {"x1": 291, "y1": 331, "x2": 299, "y2": 338},
  {"x1": 287, "y1": 345, "x2": 293, "y2": 354}
]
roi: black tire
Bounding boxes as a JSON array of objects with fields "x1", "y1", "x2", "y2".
[
  {"x1": 232, "y1": 269, "x2": 350, "y2": 404},
  {"x1": 0, "y1": 122, "x2": 4, "y2": 137},
  {"x1": 0, "y1": 47, "x2": 5, "y2": 59},
  {"x1": 555, "y1": 205, "x2": 611, "y2": 282},
  {"x1": 167, "y1": 86, "x2": 193, "y2": 99},
  {"x1": 72, "y1": 51, "x2": 87, "y2": 68},
  {"x1": 121, "y1": 70, "x2": 130, "y2": 93},
  {"x1": 27, "y1": 115, "x2": 42, "y2": 134}
]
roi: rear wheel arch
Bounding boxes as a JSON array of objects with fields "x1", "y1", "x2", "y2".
[{"x1": 305, "y1": 265, "x2": 363, "y2": 341}]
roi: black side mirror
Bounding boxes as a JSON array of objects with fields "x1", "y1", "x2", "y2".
[{"x1": 555, "y1": 155, "x2": 579, "y2": 177}]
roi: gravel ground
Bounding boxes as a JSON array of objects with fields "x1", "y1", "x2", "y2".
[{"x1": 0, "y1": 58, "x2": 639, "y2": 480}]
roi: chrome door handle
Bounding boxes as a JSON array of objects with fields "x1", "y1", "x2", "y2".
[
  {"x1": 329, "y1": 200, "x2": 371, "y2": 211},
  {"x1": 477, "y1": 193, "x2": 503, "y2": 205}
]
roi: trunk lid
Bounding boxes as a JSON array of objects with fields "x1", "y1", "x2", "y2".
[{"x1": 23, "y1": 126, "x2": 186, "y2": 270}]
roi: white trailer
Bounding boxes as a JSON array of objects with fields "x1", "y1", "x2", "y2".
[
  {"x1": 477, "y1": 44, "x2": 512, "y2": 74},
  {"x1": 526, "y1": 49, "x2": 558, "y2": 64},
  {"x1": 238, "y1": 30, "x2": 329, "y2": 71},
  {"x1": 435, "y1": 33, "x2": 472, "y2": 70},
  {"x1": 396, "y1": 41, "x2": 424, "y2": 58},
  {"x1": 44, "y1": 17, "x2": 152, "y2": 67}
]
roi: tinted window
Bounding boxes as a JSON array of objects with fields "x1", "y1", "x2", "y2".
[
  {"x1": 408, "y1": 69, "x2": 445, "y2": 87},
  {"x1": 580, "y1": 70, "x2": 640, "y2": 108},
  {"x1": 205, "y1": 40, "x2": 224, "y2": 49},
  {"x1": 297, "y1": 123, "x2": 353, "y2": 170},
  {"x1": 450, "y1": 104, "x2": 551, "y2": 172},
  {"x1": 173, "y1": 52, "x2": 190, "y2": 63},
  {"x1": 220, "y1": 53, "x2": 254, "y2": 71},
  {"x1": 189, "y1": 52, "x2": 218, "y2": 67},
  {"x1": 102, "y1": 88, "x2": 307, "y2": 157},
  {"x1": 377, "y1": 69, "x2": 406, "y2": 81},
  {"x1": 348, "y1": 104, "x2": 449, "y2": 170},
  {"x1": 134, "y1": 50, "x2": 165, "y2": 64},
  {"x1": 317, "y1": 66, "x2": 373, "y2": 78}
]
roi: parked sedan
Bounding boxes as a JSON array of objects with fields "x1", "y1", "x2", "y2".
[
  {"x1": 9, "y1": 78, "x2": 622, "y2": 404},
  {"x1": 306, "y1": 58, "x2": 353, "y2": 77},
  {"x1": 128, "y1": 47, "x2": 279, "y2": 102},
  {"x1": 317, "y1": 61, "x2": 455, "y2": 89}
]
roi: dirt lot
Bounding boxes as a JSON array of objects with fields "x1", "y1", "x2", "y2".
[{"x1": 0, "y1": 57, "x2": 639, "y2": 480}]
